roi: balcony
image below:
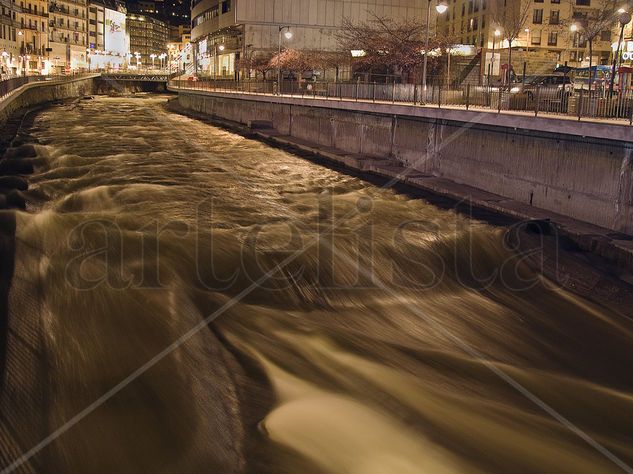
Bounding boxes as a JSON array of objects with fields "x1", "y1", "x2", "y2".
[
  {"x1": 23, "y1": 8, "x2": 50, "y2": 18},
  {"x1": 20, "y1": 45, "x2": 46, "y2": 56}
]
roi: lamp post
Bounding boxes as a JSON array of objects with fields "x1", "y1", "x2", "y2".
[
  {"x1": 17, "y1": 31, "x2": 24, "y2": 76},
  {"x1": 86, "y1": 48, "x2": 91, "y2": 72},
  {"x1": 1, "y1": 51, "x2": 8, "y2": 77},
  {"x1": 489, "y1": 29, "x2": 501, "y2": 86},
  {"x1": 422, "y1": 1, "x2": 448, "y2": 91},
  {"x1": 277, "y1": 25, "x2": 293, "y2": 93},
  {"x1": 570, "y1": 23, "x2": 579, "y2": 66},
  {"x1": 609, "y1": 11, "x2": 632, "y2": 96},
  {"x1": 213, "y1": 44, "x2": 225, "y2": 78},
  {"x1": 150, "y1": 53, "x2": 156, "y2": 69},
  {"x1": 134, "y1": 52, "x2": 141, "y2": 69}
]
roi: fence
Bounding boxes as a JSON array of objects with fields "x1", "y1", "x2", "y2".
[
  {"x1": 0, "y1": 73, "x2": 92, "y2": 103},
  {"x1": 170, "y1": 79, "x2": 633, "y2": 125}
]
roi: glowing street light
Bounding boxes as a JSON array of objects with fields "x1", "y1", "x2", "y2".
[
  {"x1": 435, "y1": 2, "x2": 448, "y2": 14},
  {"x1": 422, "y1": 1, "x2": 448, "y2": 90},
  {"x1": 489, "y1": 29, "x2": 502, "y2": 86},
  {"x1": 277, "y1": 26, "x2": 293, "y2": 90}
]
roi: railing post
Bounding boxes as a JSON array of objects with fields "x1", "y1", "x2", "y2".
[
  {"x1": 498, "y1": 87, "x2": 502, "y2": 114},
  {"x1": 413, "y1": 83, "x2": 417, "y2": 105},
  {"x1": 355, "y1": 82, "x2": 359, "y2": 101},
  {"x1": 373, "y1": 82, "x2": 376, "y2": 103},
  {"x1": 578, "y1": 88, "x2": 583, "y2": 121},
  {"x1": 326, "y1": 82, "x2": 329, "y2": 99},
  {"x1": 466, "y1": 84, "x2": 470, "y2": 110},
  {"x1": 535, "y1": 85, "x2": 540, "y2": 117},
  {"x1": 438, "y1": 85, "x2": 442, "y2": 108},
  {"x1": 392, "y1": 81, "x2": 396, "y2": 103}
]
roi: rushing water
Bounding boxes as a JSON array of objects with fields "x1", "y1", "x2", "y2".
[{"x1": 4, "y1": 96, "x2": 633, "y2": 473}]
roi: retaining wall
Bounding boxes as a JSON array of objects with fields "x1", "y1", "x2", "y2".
[
  {"x1": 176, "y1": 90, "x2": 633, "y2": 235},
  {"x1": 0, "y1": 75, "x2": 98, "y2": 126}
]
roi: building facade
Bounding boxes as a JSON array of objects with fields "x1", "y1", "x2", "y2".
[
  {"x1": 439, "y1": 0, "x2": 628, "y2": 80},
  {"x1": 127, "y1": 12, "x2": 168, "y2": 67},
  {"x1": 190, "y1": 0, "x2": 427, "y2": 78},
  {"x1": 167, "y1": 24, "x2": 190, "y2": 72},
  {"x1": 1, "y1": 0, "x2": 20, "y2": 75},
  {"x1": 87, "y1": 0, "x2": 128, "y2": 70},
  {"x1": 48, "y1": 0, "x2": 88, "y2": 72},
  {"x1": 17, "y1": 0, "x2": 48, "y2": 73}
]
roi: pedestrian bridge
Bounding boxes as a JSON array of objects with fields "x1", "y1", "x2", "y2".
[{"x1": 99, "y1": 73, "x2": 170, "y2": 83}]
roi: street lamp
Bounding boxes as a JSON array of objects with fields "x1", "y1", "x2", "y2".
[
  {"x1": 489, "y1": 29, "x2": 501, "y2": 86},
  {"x1": 569, "y1": 23, "x2": 580, "y2": 66},
  {"x1": 150, "y1": 53, "x2": 157, "y2": 69},
  {"x1": 524, "y1": 28, "x2": 530, "y2": 55},
  {"x1": 609, "y1": 11, "x2": 632, "y2": 96},
  {"x1": 422, "y1": 1, "x2": 448, "y2": 91},
  {"x1": 277, "y1": 25, "x2": 293, "y2": 93},
  {"x1": 214, "y1": 44, "x2": 225, "y2": 78}
]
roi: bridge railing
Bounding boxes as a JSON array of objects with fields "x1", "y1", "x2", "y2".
[{"x1": 169, "y1": 79, "x2": 633, "y2": 126}]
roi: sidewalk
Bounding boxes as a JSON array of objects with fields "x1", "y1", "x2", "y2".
[{"x1": 169, "y1": 82, "x2": 633, "y2": 129}]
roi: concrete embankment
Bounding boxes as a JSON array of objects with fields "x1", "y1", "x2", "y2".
[
  {"x1": 0, "y1": 75, "x2": 98, "y2": 126},
  {"x1": 170, "y1": 90, "x2": 633, "y2": 271}
]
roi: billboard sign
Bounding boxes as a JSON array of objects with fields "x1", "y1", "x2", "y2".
[{"x1": 105, "y1": 8, "x2": 128, "y2": 56}]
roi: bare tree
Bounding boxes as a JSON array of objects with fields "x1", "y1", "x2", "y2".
[
  {"x1": 433, "y1": 32, "x2": 462, "y2": 86},
  {"x1": 269, "y1": 49, "x2": 313, "y2": 82},
  {"x1": 237, "y1": 52, "x2": 274, "y2": 80},
  {"x1": 573, "y1": 0, "x2": 620, "y2": 92},
  {"x1": 491, "y1": 0, "x2": 532, "y2": 84},
  {"x1": 336, "y1": 15, "x2": 427, "y2": 82},
  {"x1": 307, "y1": 51, "x2": 352, "y2": 81}
]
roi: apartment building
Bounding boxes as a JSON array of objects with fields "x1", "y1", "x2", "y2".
[
  {"x1": 17, "y1": 0, "x2": 48, "y2": 73},
  {"x1": 127, "y1": 13, "x2": 168, "y2": 66},
  {"x1": 48, "y1": 0, "x2": 88, "y2": 71},
  {"x1": 190, "y1": 0, "x2": 427, "y2": 78},
  {"x1": 440, "y1": 0, "x2": 627, "y2": 79},
  {"x1": 1, "y1": 0, "x2": 20, "y2": 75}
]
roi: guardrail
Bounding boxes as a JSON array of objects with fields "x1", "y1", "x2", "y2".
[{"x1": 170, "y1": 79, "x2": 633, "y2": 125}]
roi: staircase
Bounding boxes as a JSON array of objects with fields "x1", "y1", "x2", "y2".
[{"x1": 453, "y1": 52, "x2": 482, "y2": 86}]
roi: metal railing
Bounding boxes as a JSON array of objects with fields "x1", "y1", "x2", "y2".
[
  {"x1": 0, "y1": 73, "x2": 91, "y2": 102},
  {"x1": 169, "y1": 79, "x2": 633, "y2": 125}
]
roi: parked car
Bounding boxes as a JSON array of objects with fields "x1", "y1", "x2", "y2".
[
  {"x1": 509, "y1": 74, "x2": 573, "y2": 101},
  {"x1": 572, "y1": 65, "x2": 611, "y2": 92}
]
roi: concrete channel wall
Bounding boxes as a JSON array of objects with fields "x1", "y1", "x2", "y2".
[
  {"x1": 175, "y1": 90, "x2": 633, "y2": 235},
  {"x1": 0, "y1": 75, "x2": 98, "y2": 126}
]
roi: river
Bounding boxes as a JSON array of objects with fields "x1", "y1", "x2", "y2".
[{"x1": 2, "y1": 95, "x2": 633, "y2": 473}]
